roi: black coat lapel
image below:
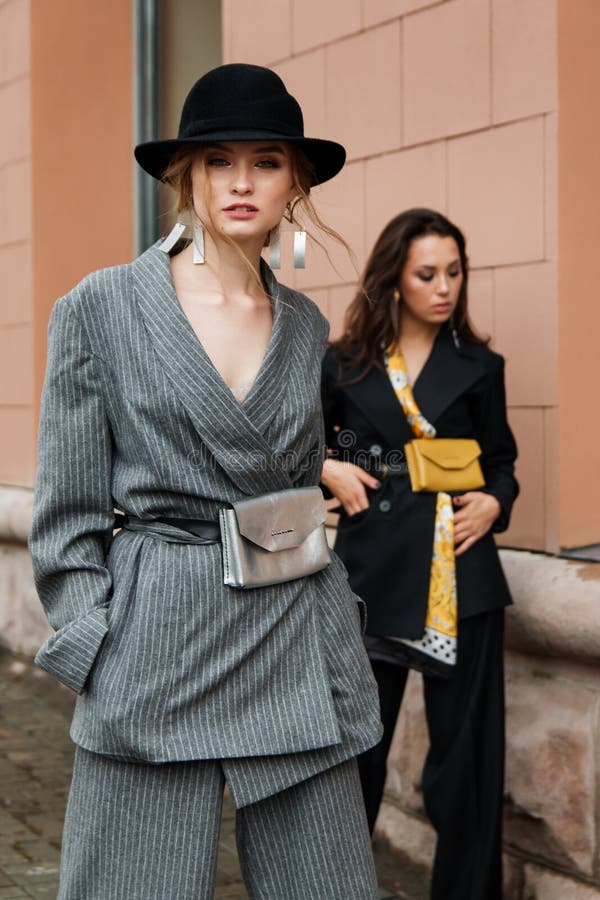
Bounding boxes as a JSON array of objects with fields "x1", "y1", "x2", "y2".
[
  {"x1": 132, "y1": 244, "x2": 292, "y2": 494},
  {"x1": 337, "y1": 328, "x2": 487, "y2": 450},
  {"x1": 413, "y1": 328, "x2": 487, "y2": 425},
  {"x1": 342, "y1": 364, "x2": 414, "y2": 449}
]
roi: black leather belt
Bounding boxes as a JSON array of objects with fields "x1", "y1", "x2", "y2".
[{"x1": 114, "y1": 513, "x2": 221, "y2": 543}]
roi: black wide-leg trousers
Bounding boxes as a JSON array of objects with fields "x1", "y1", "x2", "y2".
[{"x1": 358, "y1": 610, "x2": 505, "y2": 900}]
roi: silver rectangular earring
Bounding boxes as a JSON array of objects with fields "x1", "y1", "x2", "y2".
[
  {"x1": 268, "y1": 225, "x2": 281, "y2": 269},
  {"x1": 193, "y1": 223, "x2": 205, "y2": 264},
  {"x1": 159, "y1": 222, "x2": 186, "y2": 253},
  {"x1": 293, "y1": 230, "x2": 306, "y2": 269}
]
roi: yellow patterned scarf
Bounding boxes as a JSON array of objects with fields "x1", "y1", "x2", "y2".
[{"x1": 385, "y1": 345, "x2": 457, "y2": 668}]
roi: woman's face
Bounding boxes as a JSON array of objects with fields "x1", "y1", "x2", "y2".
[
  {"x1": 399, "y1": 234, "x2": 463, "y2": 327},
  {"x1": 191, "y1": 141, "x2": 295, "y2": 243}
]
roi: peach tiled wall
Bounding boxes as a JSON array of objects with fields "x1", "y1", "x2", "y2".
[
  {"x1": 556, "y1": 0, "x2": 600, "y2": 547},
  {"x1": 0, "y1": 2, "x2": 585, "y2": 549},
  {"x1": 222, "y1": 0, "x2": 559, "y2": 550},
  {"x1": 0, "y1": 0, "x2": 134, "y2": 488},
  {"x1": 30, "y1": 0, "x2": 134, "y2": 422},
  {"x1": 0, "y1": 0, "x2": 34, "y2": 485}
]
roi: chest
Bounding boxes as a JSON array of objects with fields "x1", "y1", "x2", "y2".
[
  {"x1": 178, "y1": 293, "x2": 273, "y2": 402},
  {"x1": 99, "y1": 291, "x2": 323, "y2": 461},
  {"x1": 399, "y1": 341, "x2": 434, "y2": 388}
]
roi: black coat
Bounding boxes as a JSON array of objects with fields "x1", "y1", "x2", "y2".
[{"x1": 321, "y1": 328, "x2": 519, "y2": 639}]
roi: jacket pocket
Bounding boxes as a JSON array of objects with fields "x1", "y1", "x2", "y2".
[
  {"x1": 339, "y1": 506, "x2": 371, "y2": 527},
  {"x1": 34, "y1": 605, "x2": 110, "y2": 695}
]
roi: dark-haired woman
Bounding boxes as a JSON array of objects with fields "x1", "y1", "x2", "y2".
[
  {"x1": 321, "y1": 208, "x2": 518, "y2": 899},
  {"x1": 29, "y1": 64, "x2": 381, "y2": 899}
]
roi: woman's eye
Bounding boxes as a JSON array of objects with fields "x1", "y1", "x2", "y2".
[
  {"x1": 417, "y1": 269, "x2": 461, "y2": 282},
  {"x1": 207, "y1": 157, "x2": 230, "y2": 167},
  {"x1": 256, "y1": 158, "x2": 280, "y2": 168}
]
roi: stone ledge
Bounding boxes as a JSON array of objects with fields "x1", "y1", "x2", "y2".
[
  {"x1": 500, "y1": 548, "x2": 600, "y2": 663},
  {"x1": 0, "y1": 542, "x2": 51, "y2": 655},
  {"x1": 1, "y1": 513, "x2": 598, "y2": 664},
  {"x1": 375, "y1": 801, "x2": 435, "y2": 870},
  {"x1": 522, "y1": 863, "x2": 600, "y2": 899},
  {"x1": 0, "y1": 485, "x2": 33, "y2": 544},
  {"x1": 504, "y1": 666, "x2": 598, "y2": 876}
]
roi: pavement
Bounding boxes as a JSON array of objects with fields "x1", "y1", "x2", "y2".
[{"x1": 0, "y1": 646, "x2": 428, "y2": 899}]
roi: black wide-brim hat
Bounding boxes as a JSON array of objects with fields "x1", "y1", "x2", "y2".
[{"x1": 134, "y1": 63, "x2": 346, "y2": 187}]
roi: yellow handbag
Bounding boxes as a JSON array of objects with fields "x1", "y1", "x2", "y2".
[{"x1": 404, "y1": 438, "x2": 485, "y2": 493}]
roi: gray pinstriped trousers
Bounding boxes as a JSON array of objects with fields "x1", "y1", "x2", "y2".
[{"x1": 58, "y1": 749, "x2": 379, "y2": 899}]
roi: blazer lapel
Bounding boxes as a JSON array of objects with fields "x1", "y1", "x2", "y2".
[
  {"x1": 132, "y1": 244, "x2": 292, "y2": 494},
  {"x1": 342, "y1": 363, "x2": 415, "y2": 449},
  {"x1": 339, "y1": 328, "x2": 488, "y2": 449},
  {"x1": 413, "y1": 328, "x2": 487, "y2": 425},
  {"x1": 238, "y1": 259, "x2": 291, "y2": 434}
]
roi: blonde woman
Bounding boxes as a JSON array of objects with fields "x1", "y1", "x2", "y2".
[{"x1": 30, "y1": 64, "x2": 381, "y2": 900}]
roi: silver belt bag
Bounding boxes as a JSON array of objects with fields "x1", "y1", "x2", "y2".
[{"x1": 218, "y1": 486, "x2": 331, "y2": 589}]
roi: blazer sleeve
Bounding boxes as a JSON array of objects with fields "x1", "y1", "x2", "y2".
[
  {"x1": 472, "y1": 354, "x2": 519, "y2": 533},
  {"x1": 28, "y1": 292, "x2": 115, "y2": 694}
]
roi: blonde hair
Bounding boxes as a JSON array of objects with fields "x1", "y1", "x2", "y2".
[{"x1": 161, "y1": 143, "x2": 356, "y2": 289}]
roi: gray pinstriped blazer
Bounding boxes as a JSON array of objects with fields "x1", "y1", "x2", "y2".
[{"x1": 29, "y1": 242, "x2": 381, "y2": 806}]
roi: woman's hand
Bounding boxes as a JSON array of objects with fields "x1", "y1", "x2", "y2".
[
  {"x1": 452, "y1": 492, "x2": 501, "y2": 557},
  {"x1": 321, "y1": 459, "x2": 380, "y2": 517}
]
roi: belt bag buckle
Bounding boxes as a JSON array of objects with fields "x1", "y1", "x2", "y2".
[{"x1": 219, "y1": 486, "x2": 331, "y2": 589}]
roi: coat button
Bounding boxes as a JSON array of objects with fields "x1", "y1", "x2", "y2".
[
  {"x1": 369, "y1": 444, "x2": 382, "y2": 457},
  {"x1": 379, "y1": 499, "x2": 391, "y2": 513}
]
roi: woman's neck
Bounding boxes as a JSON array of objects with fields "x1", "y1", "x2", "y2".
[
  {"x1": 175, "y1": 231, "x2": 266, "y2": 302},
  {"x1": 398, "y1": 309, "x2": 441, "y2": 348}
]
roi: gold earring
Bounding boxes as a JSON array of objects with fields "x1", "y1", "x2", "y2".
[{"x1": 393, "y1": 289, "x2": 401, "y2": 303}]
